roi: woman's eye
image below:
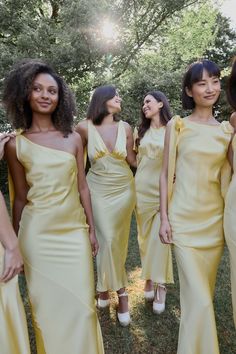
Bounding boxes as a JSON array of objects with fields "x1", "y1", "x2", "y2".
[{"x1": 33, "y1": 86, "x2": 41, "y2": 92}]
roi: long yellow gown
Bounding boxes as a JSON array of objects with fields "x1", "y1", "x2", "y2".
[
  {"x1": 168, "y1": 116, "x2": 232, "y2": 354},
  {"x1": 224, "y1": 134, "x2": 236, "y2": 327},
  {"x1": 0, "y1": 243, "x2": 30, "y2": 354},
  {"x1": 86, "y1": 120, "x2": 135, "y2": 292},
  {"x1": 14, "y1": 134, "x2": 104, "y2": 354},
  {"x1": 135, "y1": 127, "x2": 173, "y2": 283}
]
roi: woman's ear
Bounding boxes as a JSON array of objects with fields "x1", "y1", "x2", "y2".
[{"x1": 185, "y1": 86, "x2": 192, "y2": 98}]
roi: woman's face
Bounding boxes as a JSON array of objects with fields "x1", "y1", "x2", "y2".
[
  {"x1": 106, "y1": 92, "x2": 122, "y2": 114},
  {"x1": 29, "y1": 73, "x2": 59, "y2": 115},
  {"x1": 142, "y1": 95, "x2": 163, "y2": 119},
  {"x1": 186, "y1": 69, "x2": 221, "y2": 108}
]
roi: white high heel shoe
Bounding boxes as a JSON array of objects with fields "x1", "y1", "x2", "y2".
[
  {"x1": 117, "y1": 292, "x2": 131, "y2": 327},
  {"x1": 153, "y1": 284, "x2": 167, "y2": 314},
  {"x1": 97, "y1": 297, "x2": 110, "y2": 309},
  {"x1": 144, "y1": 289, "x2": 155, "y2": 301}
]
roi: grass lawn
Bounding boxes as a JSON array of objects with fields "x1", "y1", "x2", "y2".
[{"x1": 18, "y1": 216, "x2": 236, "y2": 354}]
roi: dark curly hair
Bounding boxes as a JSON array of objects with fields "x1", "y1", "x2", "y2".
[
  {"x1": 87, "y1": 85, "x2": 119, "y2": 125},
  {"x1": 2, "y1": 59, "x2": 76, "y2": 135},
  {"x1": 136, "y1": 91, "x2": 172, "y2": 147},
  {"x1": 227, "y1": 57, "x2": 236, "y2": 111}
]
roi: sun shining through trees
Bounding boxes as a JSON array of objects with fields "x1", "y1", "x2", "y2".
[{"x1": 101, "y1": 20, "x2": 118, "y2": 41}]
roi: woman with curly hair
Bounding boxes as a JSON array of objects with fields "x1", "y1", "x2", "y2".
[
  {"x1": 3, "y1": 59, "x2": 104, "y2": 354},
  {"x1": 134, "y1": 91, "x2": 173, "y2": 314},
  {"x1": 76, "y1": 85, "x2": 136, "y2": 327},
  {"x1": 159, "y1": 60, "x2": 233, "y2": 354},
  {"x1": 0, "y1": 132, "x2": 30, "y2": 354},
  {"x1": 224, "y1": 57, "x2": 236, "y2": 327}
]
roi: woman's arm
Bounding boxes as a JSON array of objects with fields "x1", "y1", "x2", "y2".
[
  {"x1": 159, "y1": 121, "x2": 173, "y2": 244},
  {"x1": 4, "y1": 138, "x2": 29, "y2": 234},
  {"x1": 75, "y1": 133, "x2": 98, "y2": 256},
  {"x1": 124, "y1": 122, "x2": 137, "y2": 168},
  {"x1": 0, "y1": 192, "x2": 23, "y2": 282},
  {"x1": 0, "y1": 132, "x2": 15, "y2": 159},
  {"x1": 75, "y1": 120, "x2": 88, "y2": 148}
]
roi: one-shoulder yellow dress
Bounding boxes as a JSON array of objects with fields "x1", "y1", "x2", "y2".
[
  {"x1": 168, "y1": 117, "x2": 232, "y2": 354},
  {"x1": 0, "y1": 244, "x2": 30, "y2": 354},
  {"x1": 135, "y1": 127, "x2": 173, "y2": 284},
  {"x1": 14, "y1": 134, "x2": 104, "y2": 354},
  {"x1": 86, "y1": 120, "x2": 135, "y2": 292},
  {"x1": 224, "y1": 134, "x2": 236, "y2": 327}
]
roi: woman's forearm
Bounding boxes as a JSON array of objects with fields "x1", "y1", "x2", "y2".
[
  {"x1": 0, "y1": 192, "x2": 18, "y2": 250},
  {"x1": 79, "y1": 187, "x2": 95, "y2": 232}
]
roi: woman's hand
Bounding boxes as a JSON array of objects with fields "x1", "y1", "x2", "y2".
[
  {"x1": 159, "y1": 219, "x2": 173, "y2": 244},
  {"x1": 89, "y1": 230, "x2": 99, "y2": 257},
  {"x1": 0, "y1": 245, "x2": 24, "y2": 282},
  {"x1": 0, "y1": 132, "x2": 15, "y2": 160}
]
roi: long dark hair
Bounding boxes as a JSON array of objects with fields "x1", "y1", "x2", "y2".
[
  {"x1": 87, "y1": 85, "x2": 119, "y2": 125},
  {"x1": 227, "y1": 57, "x2": 236, "y2": 110},
  {"x1": 2, "y1": 59, "x2": 76, "y2": 135},
  {"x1": 136, "y1": 91, "x2": 172, "y2": 146},
  {"x1": 182, "y1": 59, "x2": 221, "y2": 110}
]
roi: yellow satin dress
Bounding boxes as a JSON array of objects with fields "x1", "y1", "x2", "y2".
[
  {"x1": 168, "y1": 117, "x2": 232, "y2": 354},
  {"x1": 0, "y1": 244, "x2": 30, "y2": 354},
  {"x1": 224, "y1": 134, "x2": 236, "y2": 327},
  {"x1": 14, "y1": 134, "x2": 104, "y2": 354},
  {"x1": 86, "y1": 120, "x2": 135, "y2": 292},
  {"x1": 135, "y1": 127, "x2": 173, "y2": 283}
]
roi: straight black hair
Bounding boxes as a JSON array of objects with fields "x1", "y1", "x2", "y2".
[{"x1": 182, "y1": 60, "x2": 221, "y2": 110}]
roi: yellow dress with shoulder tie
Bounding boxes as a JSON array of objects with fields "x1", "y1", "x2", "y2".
[
  {"x1": 86, "y1": 120, "x2": 135, "y2": 292},
  {"x1": 224, "y1": 134, "x2": 236, "y2": 327},
  {"x1": 9, "y1": 133, "x2": 104, "y2": 354},
  {"x1": 168, "y1": 116, "x2": 233, "y2": 354},
  {"x1": 0, "y1": 243, "x2": 30, "y2": 354},
  {"x1": 135, "y1": 126, "x2": 173, "y2": 284}
]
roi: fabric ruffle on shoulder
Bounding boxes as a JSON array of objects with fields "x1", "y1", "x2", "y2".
[
  {"x1": 221, "y1": 121, "x2": 234, "y2": 134},
  {"x1": 174, "y1": 115, "x2": 185, "y2": 132},
  {"x1": 15, "y1": 128, "x2": 24, "y2": 136}
]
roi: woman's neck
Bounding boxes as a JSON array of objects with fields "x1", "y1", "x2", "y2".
[
  {"x1": 29, "y1": 114, "x2": 55, "y2": 132},
  {"x1": 102, "y1": 114, "x2": 115, "y2": 125},
  {"x1": 190, "y1": 106, "x2": 214, "y2": 122},
  {"x1": 150, "y1": 114, "x2": 162, "y2": 128}
]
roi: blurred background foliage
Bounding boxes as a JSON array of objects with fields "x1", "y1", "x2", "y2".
[{"x1": 1, "y1": 0, "x2": 236, "y2": 191}]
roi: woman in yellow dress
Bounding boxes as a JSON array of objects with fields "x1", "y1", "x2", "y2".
[
  {"x1": 224, "y1": 57, "x2": 236, "y2": 327},
  {"x1": 76, "y1": 85, "x2": 136, "y2": 326},
  {"x1": 3, "y1": 59, "x2": 104, "y2": 354},
  {"x1": 159, "y1": 60, "x2": 233, "y2": 354},
  {"x1": 134, "y1": 91, "x2": 173, "y2": 313},
  {"x1": 0, "y1": 132, "x2": 30, "y2": 354}
]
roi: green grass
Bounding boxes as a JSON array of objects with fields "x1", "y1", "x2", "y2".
[{"x1": 18, "y1": 215, "x2": 236, "y2": 354}]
